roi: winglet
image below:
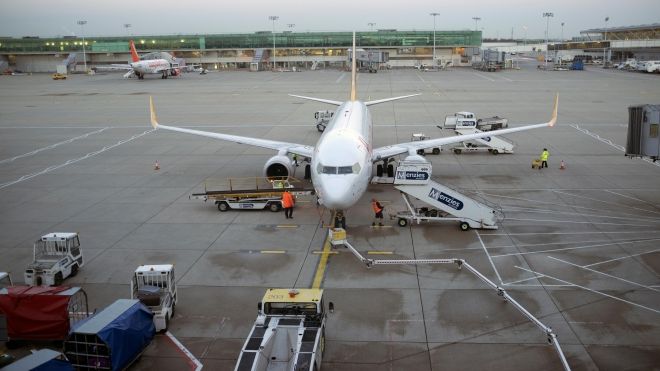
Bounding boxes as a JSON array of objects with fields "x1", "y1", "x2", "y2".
[
  {"x1": 548, "y1": 93, "x2": 559, "y2": 127},
  {"x1": 350, "y1": 31, "x2": 357, "y2": 101},
  {"x1": 149, "y1": 96, "x2": 159, "y2": 129}
]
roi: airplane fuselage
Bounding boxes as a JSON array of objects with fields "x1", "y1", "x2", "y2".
[
  {"x1": 311, "y1": 101, "x2": 373, "y2": 210},
  {"x1": 131, "y1": 59, "x2": 172, "y2": 75}
]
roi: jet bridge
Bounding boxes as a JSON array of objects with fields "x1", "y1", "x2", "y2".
[{"x1": 385, "y1": 162, "x2": 501, "y2": 230}]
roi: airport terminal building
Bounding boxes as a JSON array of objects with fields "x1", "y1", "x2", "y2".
[{"x1": 0, "y1": 30, "x2": 482, "y2": 73}]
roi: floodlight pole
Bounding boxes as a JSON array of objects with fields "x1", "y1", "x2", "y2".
[
  {"x1": 472, "y1": 17, "x2": 481, "y2": 32},
  {"x1": 77, "y1": 20, "x2": 87, "y2": 73},
  {"x1": 603, "y1": 17, "x2": 609, "y2": 65},
  {"x1": 543, "y1": 12, "x2": 554, "y2": 69},
  {"x1": 368, "y1": 22, "x2": 376, "y2": 31},
  {"x1": 269, "y1": 15, "x2": 279, "y2": 71},
  {"x1": 430, "y1": 13, "x2": 439, "y2": 66}
]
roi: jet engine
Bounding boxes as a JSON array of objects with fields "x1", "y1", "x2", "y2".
[
  {"x1": 263, "y1": 155, "x2": 294, "y2": 178},
  {"x1": 403, "y1": 154, "x2": 427, "y2": 163}
]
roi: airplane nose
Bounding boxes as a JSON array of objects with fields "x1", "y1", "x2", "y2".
[{"x1": 319, "y1": 178, "x2": 353, "y2": 210}]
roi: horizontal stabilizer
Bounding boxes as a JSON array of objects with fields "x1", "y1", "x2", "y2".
[
  {"x1": 288, "y1": 94, "x2": 343, "y2": 106},
  {"x1": 365, "y1": 93, "x2": 421, "y2": 106}
]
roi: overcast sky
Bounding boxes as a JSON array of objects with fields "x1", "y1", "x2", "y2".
[{"x1": 1, "y1": 0, "x2": 658, "y2": 40}]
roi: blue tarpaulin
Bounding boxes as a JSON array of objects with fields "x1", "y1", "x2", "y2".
[{"x1": 69, "y1": 299, "x2": 155, "y2": 371}]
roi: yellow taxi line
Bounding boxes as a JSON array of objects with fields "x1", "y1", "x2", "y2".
[{"x1": 311, "y1": 213, "x2": 336, "y2": 289}]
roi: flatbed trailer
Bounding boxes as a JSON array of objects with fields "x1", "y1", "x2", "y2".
[{"x1": 190, "y1": 177, "x2": 315, "y2": 212}]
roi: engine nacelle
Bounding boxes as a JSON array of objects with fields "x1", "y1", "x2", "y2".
[
  {"x1": 263, "y1": 155, "x2": 294, "y2": 178},
  {"x1": 403, "y1": 154, "x2": 428, "y2": 163}
]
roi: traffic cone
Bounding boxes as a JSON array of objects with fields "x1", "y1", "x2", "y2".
[
  {"x1": 154, "y1": 160, "x2": 160, "y2": 170},
  {"x1": 560, "y1": 160, "x2": 565, "y2": 170}
]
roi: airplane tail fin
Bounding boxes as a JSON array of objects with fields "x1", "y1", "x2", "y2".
[
  {"x1": 129, "y1": 40, "x2": 140, "y2": 63},
  {"x1": 350, "y1": 32, "x2": 357, "y2": 101}
]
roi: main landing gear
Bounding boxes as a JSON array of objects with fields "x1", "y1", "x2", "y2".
[{"x1": 376, "y1": 159, "x2": 395, "y2": 177}]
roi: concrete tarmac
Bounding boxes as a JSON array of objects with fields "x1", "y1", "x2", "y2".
[{"x1": 1, "y1": 61, "x2": 659, "y2": 370}]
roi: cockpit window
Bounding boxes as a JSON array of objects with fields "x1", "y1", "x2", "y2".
[
  {"x1": 322, "y1": 166, "x2": 337, "y2": 174},
  {"x1": 318, "y1": 163, "x2": 361, "y2": 175}
]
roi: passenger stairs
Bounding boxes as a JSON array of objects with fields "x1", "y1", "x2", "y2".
[
  {"x1": 378, "y1": 162, "x2": 500, "y2": 230},
  {"x1": 454, "y1": 127, "x2": 515, "y2": 154},
  {"x1": 253, "y1": 49, "x2": 266, "y2": 64}
]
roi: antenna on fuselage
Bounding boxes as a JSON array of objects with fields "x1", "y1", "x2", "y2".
[{"x1": 350, "y1": 31, "x2": 357, "y2": 101}]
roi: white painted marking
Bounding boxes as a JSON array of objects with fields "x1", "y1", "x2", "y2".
[
  {"x1": 480, "y1": 191, "x2": 654, "y2": 219},
  {"x1": 416, "y1": 73, "x2": 427, "y2": 83},
  {"x1": 548, "y1": 256, "x2": 660, "y2": 292},
  {"x1": 502, "y1": 205, "x2": 660, "y2": 223},
  {"x1": 472, "y1": 72, "x2": 496, "y2": 82},
  {"x1": 489, "y1": 237, "x2": 660, "y2": 250},
  {"x1": 476, "y1": 231, "x2": 503, "y2": 284},
  {"x1": 499, "y1": 75, "x2": 514, "y2": 82},
  {"x1": 571, "y1": 124, "x2": 660, "y2": 168},
  {"x1": 0, "y1": 129, "x2": 154, "y2": 190},
  {"x1": 584, "y1": 248, "x2": 660, "y2": 268},
  {"x1": 335, "y1": 73, "x2": 346, "y2": 84},
  {"x1": 503, "y1": 284, "x2": 572, "y2": 288},
  {"x1": 165, "y1": 331, "x2": 203, "y2": 371},
  {"x1": 502, "y1": 275, "x2": 543, "y2": 285},
  {"x1": 0, "y1": 128, "x2": 109, "y2": 165},
  {"x1": 481, "y1": 230, "x2": 660, "y2": 236},
  {"x1": 552, "y1": 189, "x2": 660, "y2": 216},
  {"x1": 491, "y1": 237, "x2": 660, "y2": 258},
  {"x1": 515, "y1": 266, "x2": 660, "y2": 314},
  {"x1": 504, "y1": 217, "x2": 652, "y2": 227},
  {"x1": 605, "y1": 189, "x2": 648, "y2": 203}
]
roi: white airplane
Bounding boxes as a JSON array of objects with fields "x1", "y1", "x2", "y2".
[
  {"x1": 149, "y1": 32, "x2": 558, "y2": 220},
  {"x1": 95, "y1": 40, "x2": 184, "y2": 80}
]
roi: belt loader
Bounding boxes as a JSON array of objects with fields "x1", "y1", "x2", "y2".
[{"x1": 235, "y1": 288, "x2": 332, "y2": 371}]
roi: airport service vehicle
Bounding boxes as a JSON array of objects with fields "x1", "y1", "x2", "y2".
[
  {"x1": 314, "y1": 110, "x2": 334, "y2": 132},
  {"x1": 0, "y1": 349, "x2": 72, "y2": 371},
  {"x1": 131, "y1": 264, "x2": 177, "y2": 332},
  {"x1": 235, "y1": 288, "x2": 331, "y2": 371},
  {"x1": 0, "y1": 273, "x2": 11, "y2": 289},
  {"x1": 442, "y1": 112, "x2": 509, "y2": 131},
  {"x1": 51, "y1": 73, "x2": 66, "y2": 80},
  {"x1": 190, "y1": 177, "x2": 314, "y2": 212},
  {"x1": 25, "y1": 233, "x2": 84, "y2": 286},
  {"x1": 384, "y1": 162, "x2": 500, "y2": 230},
  {"x1": 442, "y1": 112, "x2": 514, "y2": 155},
  {"x1": 411, "y1": 133, "x2": 441, "y2": 155},
  {"x1": 149, "y1": 32, "x2": 557, "y2": 225},
  {"x1": 643, "y1": 61, "x2": 660, "y2": 73},
  {"x1": 64, "y1": 299, "x2": 155, "y2": 371},
  {"x1": 0, "y1": 286, "x2": 89, "y2": 344}
]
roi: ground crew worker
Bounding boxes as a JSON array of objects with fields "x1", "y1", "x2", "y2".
[
  {"x1": 540, "y1": 148, "x2": 549, "y2": 169},
  {"x1": 371, "y1": 198, "x2": 384, "y2": 226},
  {"x1": 282, "y1": 190, "x2": 295, "y2": 219}
]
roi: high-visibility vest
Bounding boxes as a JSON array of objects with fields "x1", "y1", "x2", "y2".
[
  {"x1": 282, "y1": 192, "x2": 294, "y2": 208},
  {"x1": 372, "y1": 201, "x2": 383, "y2": 213},
  {"x1": 541, "y1": 150, "x2": 549, "y2": 161}
]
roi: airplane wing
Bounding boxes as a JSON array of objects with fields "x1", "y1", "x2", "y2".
[
  {"x1": 149, "y1": 97, "x2": 314, "y2": 158},
  {"x1": 372, "y1": 94, "x2": 558, "y2": 161},
  {"x1": 94, "y1": 64, "x2": 133, "y2": 71}
]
